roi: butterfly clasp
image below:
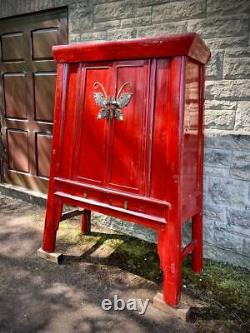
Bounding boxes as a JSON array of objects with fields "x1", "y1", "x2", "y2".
[{"x1": 93, "y1": 82, "x2": 133, "y2": 121}]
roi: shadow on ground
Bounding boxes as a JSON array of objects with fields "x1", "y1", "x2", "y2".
[{"x1": 0, "y1": 195, "x2": 247, "y2": 333}]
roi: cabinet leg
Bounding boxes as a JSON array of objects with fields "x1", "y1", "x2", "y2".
[
  {"x1": 157, "y1": 228, "x2": 182, "y2": 307},
  {"x1": 42, "y1": 196, "x2": 63, "y2": 253},
  {"x1": 192, "y1": 212, "x2": 203, "y2": 273},
  {"x1": 80, "y1": 209, "x2": 91, "y2": 235}
]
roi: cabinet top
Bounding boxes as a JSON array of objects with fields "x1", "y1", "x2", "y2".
[{"x1": 53, "y1": 32, "x2": 210, "y2": 65}]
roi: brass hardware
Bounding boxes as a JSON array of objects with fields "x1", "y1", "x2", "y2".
[
  {"x1": 124, "y1": 200, "x2": 128, "y2": 210},
  {"x1": 93, "y1": 81, "x2": 133, "y2": 120},
  {"x1": 83, "y1": 192, "x2": 88, "y2": 198}
]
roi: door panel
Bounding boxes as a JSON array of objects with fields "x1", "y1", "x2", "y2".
[
  {"x1": 4, "y1": 73, "x2": 27, "y2": 119},
  {"x1": 107, "y1": 60, "x2": 149, "y2": 193},
  {"x1": 36, "y1": 133, "x2": 52, "y2": 178},
  {"x1": 7, "y1": 129, "x2": 29, "y2": 173},
  {"x1": 74, "y1": 65, "x2": 112, "y2": 185},
  {"x1": 2, "y1": 32, "x2": 25, "y2": 61},
  {"x1": 0, "y1": 8, "x2": 68, "y2": 192},
  {"x1": 34, "y1": 72, "x2": 56, "y2": 122},
  {"x1": 32, "y1": 27, "x2": 61, "y2": 60}
]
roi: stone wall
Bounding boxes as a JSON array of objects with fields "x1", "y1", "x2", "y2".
[{"x1": 0, "y1": 0, "x2": 249, "y2": 268}]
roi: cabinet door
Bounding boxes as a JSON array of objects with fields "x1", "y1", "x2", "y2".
[
  {"x1": 74, "y1": 63, "x2": 112, "y2": 185},
  {"x1": 107, "y1": 60, "x2": 150, "y2": 194}
]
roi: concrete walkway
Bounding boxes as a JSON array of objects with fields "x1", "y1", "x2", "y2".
[{"x1": 0, "y1": 194, "x2": 194, "y2": 333}]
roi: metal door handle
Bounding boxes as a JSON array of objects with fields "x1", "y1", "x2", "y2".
[{"x1": 93, "y1": 81, "x2": 133, "y2": 121}]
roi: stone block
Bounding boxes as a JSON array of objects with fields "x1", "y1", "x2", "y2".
[
  {"x1": 206, "y1": 51, "x2": 223, "y2": 79},
  {"x1": 224, "y1": 48, "x2": 250, "y2": 79},
  {"x1": 205, "y1": 100, "x2": 237, "y2": 110},
  {"x1": 137, "y1": 22, "x2": 187, "y2": 37},
  {"x1": 107, "y1": 28, "x2": 136, "y2": 40},
  {"x1": 136, "y1": 6, "x2": 152, "y2": 17},
  {"x1": 227, "y1": 207, "x2": 250, "y2": 228},
  {"x1": 69, "y1": 2, "x2": 93, "y2": 32},
  {"x1": 208, "y1": 177, "x2": 248, "y2": 207},
  {"x1": 152, "y1": 0, "x2": 205, "y2": 22},
  {"x1": 135, "y1": 16, "x2": 152, "y2": 26},
  {"x1": 204, "y1": 147, "x2": 232, "y2": 167},
  {"x1": 230, "y1": 150, "x2": 250, "y2": 181},
  {"x1": 81, "y1": 31, "x2": 107, "y2": 41},
  {"x1": 204, "y1": 165, "x2": 229, "y2": 177},
  {"x1": 205, "y1": 36, "x2": 249, "y2": 50},
  {"x1": 207, "y1": 0, "x2": 250, "y2": 16},
  {"x1": 214, "y1": 230, "x2": 244, "y2": 254},
  {"x1": 204, "y1": 243, "x2": 250, "y2": 269},
  {"x1": 188, "y1": 18, "x2": 248, "y2": 39},
  {"x1": 243, "y1": 238, "x2": 250, "y2": 256},
  {"x1": 235, "y1": 101, "x2": 250, "y2": 132},
  {"x1": 205, "y1": 80, "x2": 250, "y2": 100},
  {"x1": 69, "y1": 33, "x2": 82, "y2": 43},
  {"x1": 205, "y1": 110, "x2": 236, "y2": 130},
  {"x1": 203, "y1": 203, "x2": 226, "y2": 222},
  {"x1": 203, "y1": 218, "x2": 215, "y2": 244},
  {"x1": 139, "y1": 0, "x2": 167, "y2": 5},
  {"x1": 94, "y1": 1, "x2": 134, "y2": 22},
  {"x1": 205, "y1": 133, "x2": 250, "y2": 150},
  {"x1": 94, "y1": 20, "x2": 121, "y2": 30}
]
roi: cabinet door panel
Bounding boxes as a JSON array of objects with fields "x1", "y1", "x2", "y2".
[
  {"x1": 107, "y1": 60, "x2": 149, "y2": 193},
  {"x1": 75, "y1": 65, "x2": 112, "y2": 185}
]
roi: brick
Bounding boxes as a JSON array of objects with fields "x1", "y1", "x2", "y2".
[
  {"x1": 205, "y1": 100, "x2": 237, "y2": 111},
  {"x1": 94, "y1": 1, "x2": 135, "y2": 22},
  {"x1": 204, "y1": 148, "x2": 232, "y2": 167},
  {"x1": 205, "y1": 110, "x2": 236, "y2": 130},
  {"x1": 235, "y1": 101, "x2": 250, "y2": 132},
  {"x1": 207, "y1": 0, "x2": 250, "y2": 16},
  {"x1": 214, "y1": 230, "x2": 244, "y2": 254},
  {"x1": 224, "y1": 49, "x2": 250, "y2": 79},
  {"x1": 152, "y1": 0, "x2": 205, "y2": 22},
  {"x1": 205, "y1": 36, "x2": 249, "y2": 50},
  {"x1": 208, "y1": 178, "x2": 248, "y2": 207},
  {"x1": 107, "y1": 28, "x2": 136, "y2": 40},
  {"x1": 137, "y1": 22, "x2": 187, "y2": 37},
  {"x1": 188, "y1": 18, "x2": 248, "y2": 39},
  {"x1": 230, "y1": 150, "x2": 250, "y2": 181},
  {"x1": 205, "y1": 80, "x2": 250, "y2": 100},
  {"x1": 228, "y1": 208, "x2": 250, "y2": 228}
]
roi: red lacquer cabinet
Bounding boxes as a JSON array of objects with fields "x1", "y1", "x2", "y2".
[{"x1": 41, "y1": 33, "x2": 210, "y2": 307}]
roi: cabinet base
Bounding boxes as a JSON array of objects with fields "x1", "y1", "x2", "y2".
[
  {"x1": 37, "y1": 247, "x2": 63, "y2": 264},
  {"x1": 153, "y1": 292, "x2": 192, "y2": 321}
]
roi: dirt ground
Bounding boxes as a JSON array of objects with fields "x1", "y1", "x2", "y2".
[{"x1": 0, "y1": 194, "x2": 247, "y2": 333}]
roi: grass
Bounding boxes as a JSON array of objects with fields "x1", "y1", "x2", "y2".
[{"x1": 57, "y1": 219, "x2": 250, "y2": 327}]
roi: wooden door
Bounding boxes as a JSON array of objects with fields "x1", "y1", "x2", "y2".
[{"x1": 0, "y1": 8, "x2": 67, "y2": 192}]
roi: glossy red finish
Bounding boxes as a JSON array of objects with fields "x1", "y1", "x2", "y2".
[{"x1": 41, "y1": 33, "x2": 210, "y2": 307}]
